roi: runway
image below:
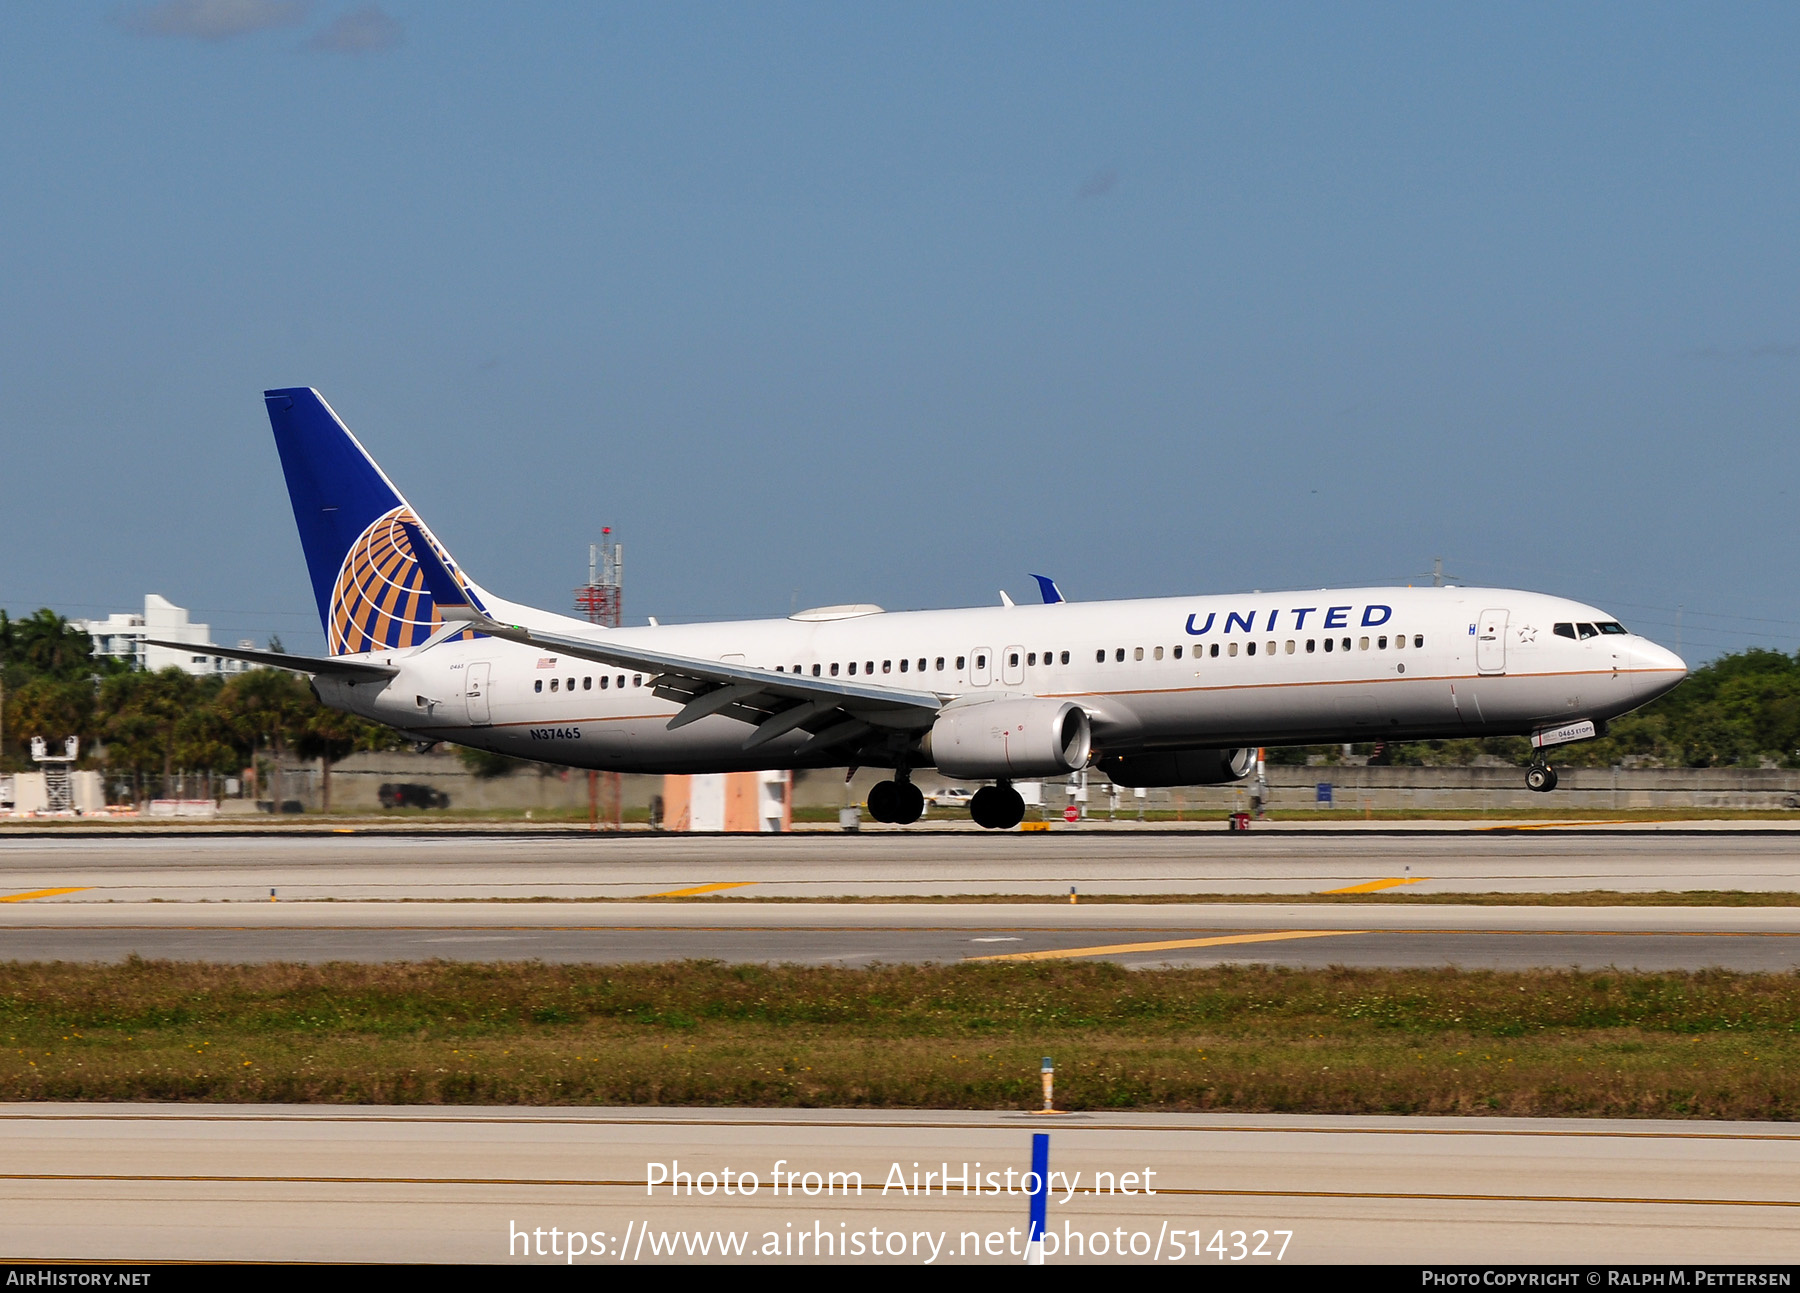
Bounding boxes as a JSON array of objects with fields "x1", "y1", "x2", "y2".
[
  {"x1": 2, "y1": 1104, "x2": 1796, "y2": 1263},
  {"x1": 1, "y1": 830, "x2": 1798, "y2": 968},
  {"x1": 1, "y1": 900, "x2": 1798, "y2": 969},
  {"x1": 2, "y1": 827, "x2": 1800, "y2": 901}
]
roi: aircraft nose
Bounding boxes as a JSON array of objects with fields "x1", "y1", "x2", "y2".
[{"x1": 1631, "y1": 640, "x2": 1687, "y2": 700}]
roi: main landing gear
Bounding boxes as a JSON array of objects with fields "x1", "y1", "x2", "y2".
[
  {"x1": 1526, "y1": 761, "x2": 1559, "y2": 793},
  {"x1": 970, "y1": 780, "x2": 1026, "y2": 830},
  {"x1": 866, "y1": 771, "x2": 925, "y2": 824}
]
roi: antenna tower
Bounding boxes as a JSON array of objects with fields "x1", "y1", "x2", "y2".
[
  {"x1": 575, "y1": 530, "x2": 626, "y2": 831},
  {"x1": 575, "y1": 529, "x2": 623, "y2": 627}
]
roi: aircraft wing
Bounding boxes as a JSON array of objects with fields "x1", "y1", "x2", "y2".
[
  {"x1": 393, "y1": 516, "x2": 942, "y2": 746},
  {"x1": 141, "y1": 639, "x2": 400, "y2": 681},
  {"x1": 463, "y1": 618, "x2": 945, "y2": 747}
]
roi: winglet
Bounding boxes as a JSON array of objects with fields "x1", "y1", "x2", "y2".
[{"x1": 1030, "y1": 574, "x2": 1065, "y2": 604}]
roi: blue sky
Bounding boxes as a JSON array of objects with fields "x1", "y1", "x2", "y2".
[{"x1": 3, "y1": 3, "x2": 1798, "y2": 660}]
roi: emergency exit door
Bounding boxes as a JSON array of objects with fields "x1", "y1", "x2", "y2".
[{"x1": 1476, "y1": 610, "x2": 1508, "y2": 675}]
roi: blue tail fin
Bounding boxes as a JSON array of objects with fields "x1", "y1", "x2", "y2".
[{"x1": 265, "y1": 388, "x2": 484, "y2": 655}]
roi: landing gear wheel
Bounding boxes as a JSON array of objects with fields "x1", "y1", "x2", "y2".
[
  {"x1": 868, "y1": 779, "x2": 924, "y2": 824},
  {"x1": 891, "y1": 781, "x2": 924, "y2": 824},
  {"x1": 969, "y1": 784, "x2": 1026, "y2": 829},
  {"x1": 1526, "y1": 764, "x2": 1558, "y2": 793}
]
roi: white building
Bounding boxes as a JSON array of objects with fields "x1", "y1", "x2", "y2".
[{"x1": 74, "y1": 595, "x2": 259, "y2": 676}]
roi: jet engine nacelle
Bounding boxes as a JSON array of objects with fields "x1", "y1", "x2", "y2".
[
  {"x1": 924, "y1": 698, "x2": 1093, "y2": 780},
  {"x1": 1095, "y1": 748, "x2": 1254, "y2": 787}
]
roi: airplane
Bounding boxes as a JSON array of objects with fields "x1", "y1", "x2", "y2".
[{"x1": 153, "y1": 388, "x2": 1689, "y2": 828}]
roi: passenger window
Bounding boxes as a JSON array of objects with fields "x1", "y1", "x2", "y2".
[
  {"x1": 1285, "y1": 640, "x2": 1295, "y2": 654},
  {"x1": 1358, "y1": 637, "x2": 1369, "y2": 650},
  {"x1": 918, "y1": 658, "x2": 926, "y2": 671},
  {"x1": 848, "y1": 662, "x2": 857, "y2": 675},
  {"x1": 535, "y1": 679, "x2": 543, "y2": 692},
  {"x1": 1133, "y1": 647, "x2": 1143, "y2": 661},
  {"x1": 1115, "y1": 648, "x2": 1125, "y2": 662},
  {"x1": 1060, "y1": 651, "x2": 1069, "y2": 664},
  {"x1": 812, "y1": 664, "x2": 822, "y2": 676},
  {"x1": 1153, "y1": 646, "x2": 1163, "y2": 660},
  {"x1": 1324, "y1": 638, "x2": 1334, "y2": 652},
  {"x1": 1172, "y1": 645, "x2": 1182, "y2": 659},
  {"x1": 1414, "y1": 635, "x2": 1423, "y2": 648},
  {"x1": 831, "y1": 663, "x2": 840, "y2": 676},
  {"x1": 550, "y1": 678, "x2": 559, "y2": 692},
  {"x1": 956, "y1": 656, "x2": 965, "y2": 670},
  {"x1": 1229, "y1": 642, "x2": 1239, "y2": 657},
  {"x1": 1009, "y1": 653, "x2": 1019, "y2": 668},
  {"x1": 1306, "y1": 639, "x2": 1316, "y2": 653},
  {"x1": 1577, "y1": 623, "x2": 1598, "y2": 639},
  {"x1": 616, "y1": 675, "x2": 626, "y2": 688},
  {"x1": 1027, "y1": 652, "x2": 1037, "y2": 666},
  {"x1": 633, "y1": 675, "x2": 642, "y2": 686},
  {"x1": 1342, "y1": 638, "x2": 1351, "y2": 651},
  {"x1": 936, "y1": 657, "x2": 945, "y2": 671},
  {"x1": 1265, "y1": 641, "x2": 1275, "y2": 655},
  {"x1": 583, "y1": 676, "x2": 592, "y2": 689},
  {"x1": 567, "y1": 677, "x2": 575, "y2": 691},
  {"x1": 1210, "y1": 643, "x2": 1219, "y2": 658},
  {"x1": 1553, "y1": 623, "x2": 1577, "y2": 640},
  {"x1": 600, "y1": 676, "x2": 609, "y2": 689},
  {"x1": 883, "y1": 660, "x2": 892, "y2": 673},
  {"x1": 866, "y1": 661, "x2": 874, "y2": 674},
  {"x1": 1096, "y1": 649, "x2": 1105, "y2": 663},
  {"x1": 899, "y1": 659, "x2": 908, "y2": 672},
  {"x1": 1378, "y1": 636, "x2": 1388, "y2": 649}
]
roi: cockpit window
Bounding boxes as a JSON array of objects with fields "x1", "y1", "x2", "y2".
[
  {"x1": 1597, "y1": 621, "x2": 1628, "y2": 635},
  {"x1": 1577, "y1": 623, "x2": 1599, "y2": 639},
  {"x1": 1553, "y1": 623, "x2": 1577, "y2": 640}
]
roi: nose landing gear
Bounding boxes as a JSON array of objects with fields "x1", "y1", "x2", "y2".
[
  {"x1": 1526, "y1": 762, "x2": 1559, "y2": 793},
  {"x1": 970, "y1": 781, "x2": 1026, "y2": 829}
]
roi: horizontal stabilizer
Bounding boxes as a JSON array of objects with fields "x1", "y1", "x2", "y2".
[
  {"x1": 399, "y1": 519, "x2": 471, "y2": 609},
  {"x1": 141, "y1": 639, "x2": 398, "y2": 681}
]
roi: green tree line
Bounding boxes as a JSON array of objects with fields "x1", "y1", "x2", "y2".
[{"x1": 0, "y1": 610, "x2": 404, "y2": 798}]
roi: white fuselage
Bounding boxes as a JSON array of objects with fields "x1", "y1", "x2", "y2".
[{"x1": 314, "y1": 586, "x2": 1686, "y2": 774}]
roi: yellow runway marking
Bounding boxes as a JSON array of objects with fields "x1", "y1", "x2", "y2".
[
  {"x1": 967, "y1": 929, "x2": 1364, "y2": 962},
  {"x1": 643, "y1": 882, "x2": 757, "y2": 899},
  {"x1": 0, "y1": 888, "x2": 89, "y2": 903},
  {"x1": 1322, "y1": 877, "x2": 1427, "y2": 894}
]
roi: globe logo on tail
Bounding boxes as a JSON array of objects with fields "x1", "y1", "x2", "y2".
[{"x1": 328, "y1": 507, "x2": 475, "y2": 654}]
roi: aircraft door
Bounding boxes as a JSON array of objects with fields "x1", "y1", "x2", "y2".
[
  {"x1": 1476, "y1": 609, "x2": 1508, "y2": 675},
  {"x1": 1001, "y1": 645, "x2": 1025, "y2": 687},
  {"x1": 970, "y1": 647, "x2": 993, "y2": 686},
  {"x1": 465, "y1": 661, "x2": 492, "y2": 725}
]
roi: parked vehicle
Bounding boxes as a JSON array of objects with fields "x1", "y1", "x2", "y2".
[{"x1": 378, "y1": 783, "x2": 450, "y2": 810}]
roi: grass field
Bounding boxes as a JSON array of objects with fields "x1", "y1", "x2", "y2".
[{"x1": 3, "y1": 960, "x2": 1797, "y2": 1118}]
